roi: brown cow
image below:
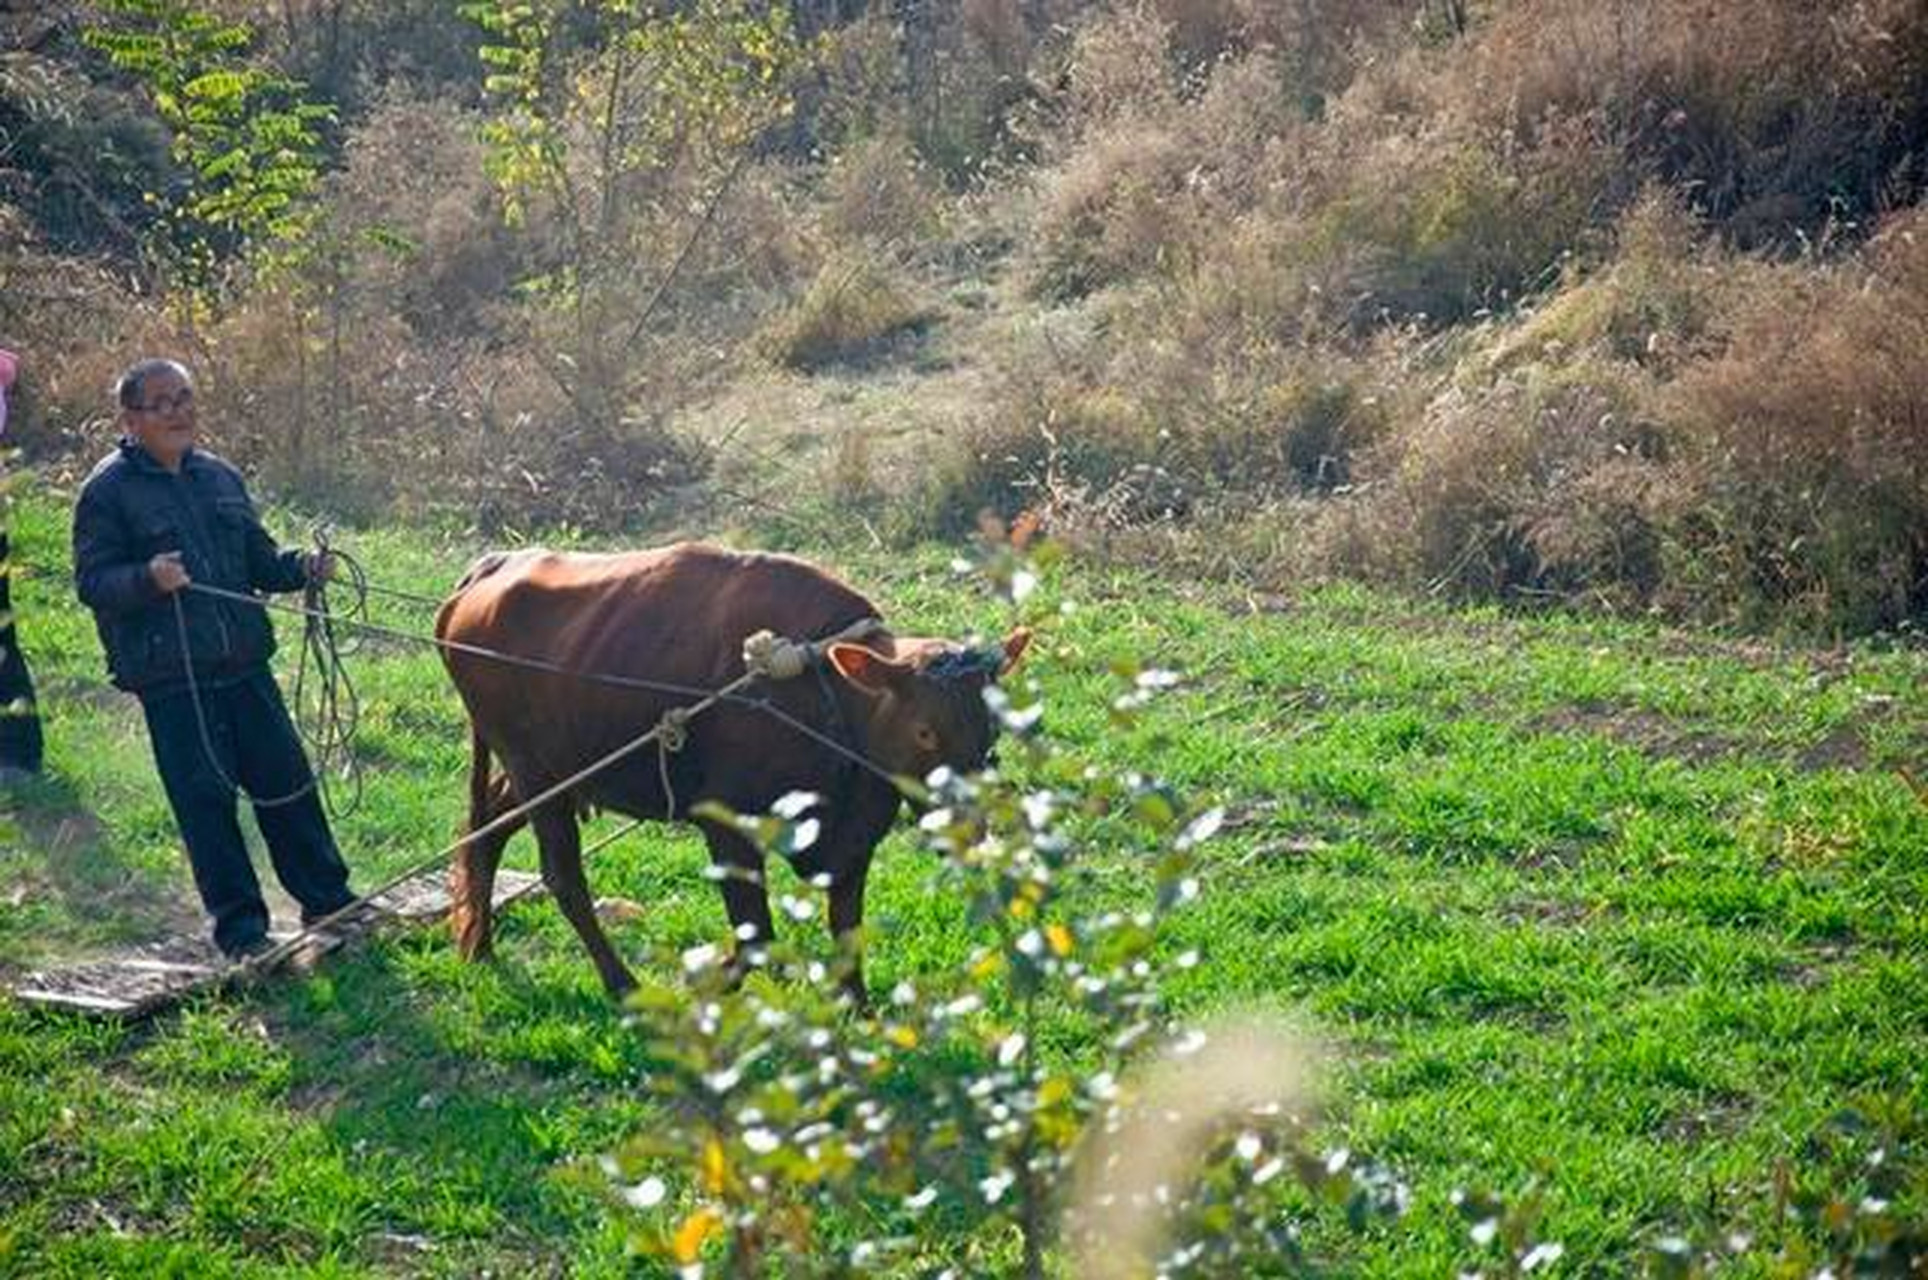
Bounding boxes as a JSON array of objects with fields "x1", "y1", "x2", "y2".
[{"x1": 436, "y1": 542, "x2": 1029, "y2": 1002}]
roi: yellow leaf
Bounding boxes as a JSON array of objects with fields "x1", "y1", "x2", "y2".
[
  {"x1": 702, "y1": 1136, "x2": 728, "y2": 1194},
  {"x1": 970, "y1": 950, "x2": 1005, "y2": 981},
  {"x1": 673, "y1": 1206, "x2": 722, "y2": 1264},
  {"x1": 1045, "y1": 923, "x2": 1074, "y2": 957},
  {"x1": 885, "y1": 1024, "x2": 920, "y2": 1049}
]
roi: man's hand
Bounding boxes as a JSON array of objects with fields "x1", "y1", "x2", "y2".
[
  {"x1": 306, "y1": 551, "x2": 336, "y2": 585},
  {"x1": 148, "y1": 551, "x2": 190, "y2": 595}
]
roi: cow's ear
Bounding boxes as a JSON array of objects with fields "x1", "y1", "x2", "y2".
[
  {"x1": 826, "y1": 642, "x2": 910, "y2": 696},
  {"x1": 998, "y1": 627, "x2": 1032, "y2": 679}
]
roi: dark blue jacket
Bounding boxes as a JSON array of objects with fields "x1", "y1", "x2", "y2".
[{"x1": 73, "y1": 440, "x2": 311, "y2": 695}]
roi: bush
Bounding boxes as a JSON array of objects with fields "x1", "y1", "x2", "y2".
[
  {"x1": 1030, "y1": 116, "x2": 1192, "y2": 300},
  {"x1": 1030, "y1": 47, "x2": 1301, "y2": 301},
  {"x1": 1661, "y1": 208, "x2": 1928, "y2": 632},
  {"x1": 763, "y1": 252, "x2": 935, "y2": 371},
  {"x1": 1465, "y1": 0, "x2": 1928, "y2": 246},
  {"x1": 819, "y1": 132, "x2": 945, "y2": 251},
  {"x1": 1308, "y1": 121, "x2": 1616, "y2": 326}
]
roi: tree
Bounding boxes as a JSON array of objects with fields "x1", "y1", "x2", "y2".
[
  {"x1": 460, "y1": 0, "x2": 799, "y2": 477},
  {"x1": 82, "y1": 0, "x2": 333, "y2": 298}
]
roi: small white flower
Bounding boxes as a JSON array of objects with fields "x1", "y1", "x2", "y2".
[{"x1": 621, "y1": 1177, "x2": 666, "y2": 1209}]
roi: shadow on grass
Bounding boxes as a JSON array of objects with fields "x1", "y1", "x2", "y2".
[
  {"x1": 0, "y1": 770, "x2": 200, "y2": 971},
  {"x1": 258, "y1": 938, "x2": 658, "y2": 1251}
]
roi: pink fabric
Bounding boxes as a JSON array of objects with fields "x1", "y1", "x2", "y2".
[{"x1": 0, "y1": 348, "x2": 14, "y2": 437}]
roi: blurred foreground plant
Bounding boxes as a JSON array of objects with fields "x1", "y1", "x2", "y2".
[{"x1": 593, "y1": 524, "x2": 1407, "y2": 1276}]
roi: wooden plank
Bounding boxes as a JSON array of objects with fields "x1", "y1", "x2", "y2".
[{"x1": 7, "y1": 868, "x2": 544, "y2": 1020}]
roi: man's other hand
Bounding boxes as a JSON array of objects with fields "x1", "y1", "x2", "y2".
[
  {"x1": 149, "y1": 551, "x2": 190, "y2": 595},
  {"x1": 306, "y1": 551, "x2": 337, "y2": 584}
]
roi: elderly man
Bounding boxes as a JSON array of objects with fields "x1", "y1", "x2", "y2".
[{"x1": 73, "y1": 358, "x2": 358, "y2": 960}]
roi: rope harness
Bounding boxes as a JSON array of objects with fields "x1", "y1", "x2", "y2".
[{"x1": 165, "y1": 546, "x2": 891, "y2": 981}]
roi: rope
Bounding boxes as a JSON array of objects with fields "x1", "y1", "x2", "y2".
[
  {"x1": 168, "y1": 531, "x2": 368, "y2": 815},
  {"x1": 170, "y1": 594, "x2": 320, "y2": 809},
  {"x1": 179, "y1": 579, "x2": 901, "y2": 788},
  {"x1": 290, "y1": 529, "x2": 363, "y2": 817}
]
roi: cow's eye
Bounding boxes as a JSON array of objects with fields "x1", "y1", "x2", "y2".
[{"x1": 914, "y1": 723, "x2": 939, "y2": 751}]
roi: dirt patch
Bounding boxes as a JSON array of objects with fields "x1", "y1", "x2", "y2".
[
  {"x1": 1661, "y1": 1092, "x2": 1754, "y2": 1143},
  {"x1": 1778, "y1": 941, "x2": 1859, "y2": 991},
  {"x1": 1532, "y1": 703, "x2": 1740, "y2": 768},
  {"x1": 1498, "y1": 898, "x2": 1610, "y2": 929}
]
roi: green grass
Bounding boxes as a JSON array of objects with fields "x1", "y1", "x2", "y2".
[{"x1": 2, "y1": 485, "x2": 1924, "y2": 1275}]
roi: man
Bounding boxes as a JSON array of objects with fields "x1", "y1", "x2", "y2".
[
  {"x1": 73, "y1": 358, "x2": 358, "y2": 959},
  {"x1": 0, "y1": 346, "x2": 44, "y2": 779}
]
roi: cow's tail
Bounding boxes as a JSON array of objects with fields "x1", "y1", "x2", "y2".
[{"x1": 450, "y1": 723, "x2": 517, "y2": 961}]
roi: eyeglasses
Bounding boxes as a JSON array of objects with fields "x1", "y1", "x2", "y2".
[{"x1": 135, "y1": 390, "x2": 194, "y2": 415}]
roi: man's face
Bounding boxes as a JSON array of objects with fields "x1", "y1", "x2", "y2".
[{"x1": 123, "y1": 368, "x2": 197, "y2": 469}]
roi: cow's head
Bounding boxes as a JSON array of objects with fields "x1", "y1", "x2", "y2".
[{"x1": 826, "y1": 628, "x2": 1031, "y2": 780}]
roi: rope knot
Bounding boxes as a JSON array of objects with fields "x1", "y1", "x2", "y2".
[
  {"x1": 743, "y1": 628, "x2": 811, "y2": 681},
  {"x1": 656, "y1": 706, "x2": 692, "y2": 753}
]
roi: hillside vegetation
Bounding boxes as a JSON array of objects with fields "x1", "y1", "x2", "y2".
[{"x1": 4, "y1": 0, "x2": 1926, "y2": 633}]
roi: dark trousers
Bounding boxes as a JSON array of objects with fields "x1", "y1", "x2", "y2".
[
  {"x1": 0, "y1": 530, "x2": 43, "y2": 773},
  {"x1": 139, "y1": 670, "x2": 353, "y2": 953}
]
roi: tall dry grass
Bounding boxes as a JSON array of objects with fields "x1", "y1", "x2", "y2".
[{"x1": 1660, "y1": 208, "x2": 1928, "y2": 631}]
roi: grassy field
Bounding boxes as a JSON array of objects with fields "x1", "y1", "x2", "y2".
[{"x1": 1, "y1": 484, "x2": 1924, "y2": 1276}]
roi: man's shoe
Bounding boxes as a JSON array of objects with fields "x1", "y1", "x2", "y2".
[
  {"x1": 300, "y1": 895, "x2": 364, "y2": 929},
  {"x1": 221, "y1": 935, "x2": 274, "y2": 963}
]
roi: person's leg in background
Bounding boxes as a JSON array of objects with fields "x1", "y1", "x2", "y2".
[{"x1": 0, "y1": 529, "x2": 45, "y2": 778}]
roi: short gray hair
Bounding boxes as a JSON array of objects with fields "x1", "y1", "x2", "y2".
[{"x1": 115, "y1": 358, "x2": 193, "y2": 410}]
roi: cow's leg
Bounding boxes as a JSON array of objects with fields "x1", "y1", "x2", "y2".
[
  {"x1": 826, "y1": 856, "x2": 873, "y2": 1011},
  {"x1": 699, "y1": 820, "x2": 774, "y2": 983},
  {"x1": 532, "y1": 802, "x2": 636, "y2": 998},
  {"x1": 451, "y1": 730, "x2": 526, "y2": 962}
]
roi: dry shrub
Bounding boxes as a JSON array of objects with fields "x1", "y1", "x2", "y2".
[
  {"x1": 1662, "y1": 207, "x2": 1928, "y2": 631},
  {"x1": 0, "y1": 248, "x2": 181, "y2": 462},
  {"x1": 1481, "y1": 188, "x2": 1728, "y2": 375},
  {"x1": 819, "y1": 132, "x2": 944, "y2": 249},
  {"x1": 328, "y1": 91, "x2": 519, "y2": 341},
  {"x1": 182, "y1": 85, "x2": 736, "y2": 530},
  {"x1": 1345, "y1": 360, "x2": 1669, "y2": 601},
  {"x1": 1059, "y1": 6, "x2": 1179, "y2": 133},
  {"x1": 1031, "y1": 47, "x2": 1302, "y2": 300},
  {"x1": 762, "y1": 252, "x2": 933, "y2": 370},
  {"x1": 1030, "y1": 117, "x2": 1191, "y2": 300},
  {"x1": 1156, "y1": 0, "x2": 1406, "y2": 109},
  {"x1": 1465, "y1": 0, "x2": 1928, "y2": 244},
  {"x1": 923, "y1": 315, "x2": 1169, "y2": 535},
  {"x1": 179, "y1": 92, "x2": 530, "y2": 514},
  {"x1": 1308, "y1": 117, "x2": 1617, "y2": 325}
]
